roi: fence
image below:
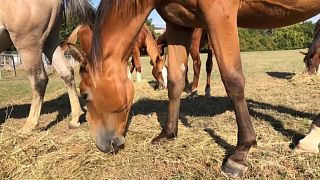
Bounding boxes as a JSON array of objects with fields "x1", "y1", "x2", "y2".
[{"x1": 0, "y1": 52, "x2": 77, "y2": 79}]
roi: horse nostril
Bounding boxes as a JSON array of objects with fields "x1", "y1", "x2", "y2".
[{"x1": 80, "y1": 93, "x2": 88, "y2": 100}]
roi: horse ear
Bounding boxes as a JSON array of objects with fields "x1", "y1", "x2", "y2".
[
  {"x1": 299, "y1": 51, "x2": 308, "y2": 55},
  {"x1": 66, "y1": 43, "x2": 87, "y2": 64}
]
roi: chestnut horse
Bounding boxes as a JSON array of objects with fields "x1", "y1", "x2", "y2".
[
  {"x1": 129, "y1": 25, "x2": 167, "y2": 89},
  {"x1": 64, "y1": 24, "x2": 167, "y2": 89},
  {"x1": 302, "y1": 19, "x2": 320, "y2": 74},
  {"x1": 69, "y1": 0, "x2": 320, "y2": 177},
  {"x1": 0, "y1": 0, "x2": 94, "y2": 132},
  {"x1": 157, "y1": 29, "x2": 214, "y2": 98}
]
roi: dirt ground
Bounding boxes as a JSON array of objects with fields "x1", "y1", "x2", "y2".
[{"x1": 1, "y1": 50, "x2": 320, "y2": 179}]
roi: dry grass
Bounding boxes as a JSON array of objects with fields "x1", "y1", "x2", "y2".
[{"x1": 1, "y1": 50, "x2": 320, "y2": 179}]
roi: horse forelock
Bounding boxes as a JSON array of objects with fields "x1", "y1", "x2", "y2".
[{"x1": 90, "y1": 0, "x2": 148, "y2": 73}]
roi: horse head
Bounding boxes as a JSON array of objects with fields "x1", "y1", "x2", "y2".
[{"x1": 67, "y1": 43, "x2": 133, "y2": 153}]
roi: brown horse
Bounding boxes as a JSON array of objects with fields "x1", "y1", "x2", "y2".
[
  {"x1": 64, "y1": 24, "x2": 167, "y2": 89},
  {"x1": 0, "y1": 0, "x2": 94, "y2": 132},
  {"x1": 69, "y1": 1, "x2": 320, "y2": 177},
  {"x1": 157, "y1": 29, "x2": 214, "y2": 98},
  {"x1": 129, "y1": 24, "x2": 167, "y2": 89},
  {"x1": 302, "y1": 19, "x2": 320, "y2": 74}
]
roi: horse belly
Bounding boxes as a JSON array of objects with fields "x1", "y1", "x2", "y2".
[
  {"x1": 238, "y1": 0, "x2": 320, "y2": 28},
  {"x1": 159, "y1": 1, "x2": 204, "y2": 28}
]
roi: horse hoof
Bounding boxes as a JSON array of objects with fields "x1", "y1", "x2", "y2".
[
  {"x1": 187, "y1": 91, "x2": 198, "y2": 99},
  {"x1": 151, "y1": 132, "x2": 176, "y2": 145},
  {"x1": 205, "y1": 92, "x2": 211, "y2": 98},
  {"x1": 295, "y1": 143, "x2": 319, "y2": 154},
  {"x1": 221, "y1": 159, "x2": 248, "y2": 178},
  {"x1": 69, "y1": 122, "x2": 81, "y2": 129}
]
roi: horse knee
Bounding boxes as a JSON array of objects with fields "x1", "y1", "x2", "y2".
[{"x1": 221, "y1": 70, "x2": 245, "y2": 99}]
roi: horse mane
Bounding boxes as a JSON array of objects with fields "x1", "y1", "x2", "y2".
[
  {"x1": 64, "y1": 0, "x2": 95, "y2": 25},
  {"x1": 90, "y1": 0, "x2": 148, "y2": 71}
]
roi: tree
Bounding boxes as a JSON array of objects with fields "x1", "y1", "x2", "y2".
[{"x1": 145, "y1": 18, "x2": 157, "y2": 37}]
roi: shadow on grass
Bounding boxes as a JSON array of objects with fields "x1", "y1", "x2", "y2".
[
  {"x1": 0, "y1": 93, "x2": 87, "y2": 130},
  {"x1": 266, "y1": 71, "x2": 295, "y2": 80},
  {"x1": 131, "y1": 96, "x2": 314, "y2": 152},
  {"x1": 0, "y1": 92, "x2": 314, "y2": 151}
]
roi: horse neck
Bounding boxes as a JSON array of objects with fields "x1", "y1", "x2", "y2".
[
  {"x1": 94, "y1": 2, "x2": 155, "y2": 66},
  {"x1": 144, "y1": 27, "x2": 161, "y2": 66}
]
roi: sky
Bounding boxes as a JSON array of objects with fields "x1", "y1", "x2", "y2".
[{"x1": 92, "y1": 0, "x2": 318, "y2": 28}]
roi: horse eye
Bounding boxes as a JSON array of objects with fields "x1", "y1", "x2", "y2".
[{"x1": 80, "y1": 93, "x2": 88, "y2": 101}]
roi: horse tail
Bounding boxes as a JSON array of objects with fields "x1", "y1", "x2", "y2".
[{"x1": 64, "y1": 0, "x2": 95, "y2": 25}]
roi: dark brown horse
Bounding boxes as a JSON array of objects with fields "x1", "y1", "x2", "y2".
[
  {"x1": 129, "y1": 24, "x2": 167, "y2": 89},
  {"x1": 157, "y1": 29, "x2": 214, "y2": 98},
  {"x1": 64, "y1": 24, "x2": 167, "y2": 89},
  {"x1": 69, "y1": 1, "x2": 320, "y2": 177},
  {"x1": 302, "y1": 19, "x2": 320, "y2": 74}
]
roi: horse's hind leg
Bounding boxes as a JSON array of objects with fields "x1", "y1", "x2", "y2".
[
  {"x1": 19, "y1": 50, "x2": 48, "y2": 133},
  {"x1": 296, "y1": 115, "x2": 320, "y2": 153},
  {"x1": 205, "y1": 49, "x2": 213, "y2": 97},
  {"x1": 44, "y1": 35, "x2": 82, "y2": 128},
  {"x1": 189, "y1": 30, "x2": 201, "y2": 99}
]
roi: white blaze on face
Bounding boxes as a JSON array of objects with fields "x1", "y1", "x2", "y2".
[{"x1": 161, "y1": 66, "x2": 168, "y2": 88}]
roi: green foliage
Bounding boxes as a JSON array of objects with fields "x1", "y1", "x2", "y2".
[
  {"x1": 145, "y1": 18, "x2": 157, "y2": 37},
  {"x1": 199, "y1": 22, "x2": 315, "y2": 52},
  {"x1": 59, "y1": 21, "x2": 77, "y2": 44},
  {"x1": 238, "y1": 22, "x2": 315, "y2": 51}
]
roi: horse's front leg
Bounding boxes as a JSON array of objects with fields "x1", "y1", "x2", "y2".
[
  {"x1": 20, "y1": 49, "x2": 48, "y2": 133},
  {"x1": 152, "y1": 22, "x2": 193, "y2": 143},
  {"x1": 200, "y1": 0, "x2": 256, "y2": 177},
  {"x1": 132, "y1": 46, "x2": 142, "y2": 82}
]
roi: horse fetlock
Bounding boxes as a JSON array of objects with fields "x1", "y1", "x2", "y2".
[{"x1": 151, "y1": 130, "x2": 177, "y2": 145}]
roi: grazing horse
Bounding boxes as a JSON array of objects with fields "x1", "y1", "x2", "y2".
[
  {"x1": 157, "y1": 29, "x2": 214, "y2": 98},
  {"x1": 0, "y1": 0, "x2": 94, "y2": 132},
  {"x1": 302, "y1": 19, "x2": 320, "y2": 74},
  {"x1": 69, "y1": 0, "x2": 320, "y2": 177},
  {"x1": 64, "y1": 24, "x2": 167, "y2": 89},
  {"x1": 129, "y1": 25, "x2": 167, "y2": 89}
]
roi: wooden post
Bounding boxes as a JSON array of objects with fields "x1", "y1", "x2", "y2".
[{"x1": 12, "y1": 55, "x2": 16, "y2": 77}]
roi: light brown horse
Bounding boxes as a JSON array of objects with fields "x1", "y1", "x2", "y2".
[
  {"x1": 157, "y1": 29, "x2": 214, "y2": 98},
  {"x1": 0, "y1": 0, "x2": 94, "y2": 132},
  {"x1": 302, "y1": 19, "x2": 320, "y2": 74},
  {"x1": 69, "y1": 1, "x2": 320, "y2": 177},
  {"x1": 64, "y1": 23, "x2": 167, "y2": 89},
  {"x1": 129, "y1": 24, "x2": 167, "y2": 89}
]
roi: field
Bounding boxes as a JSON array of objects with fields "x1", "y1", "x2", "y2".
[{"x1": 1, "y1": 50, "x2": 320, "y2": 179}]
